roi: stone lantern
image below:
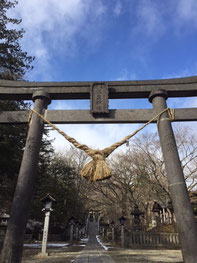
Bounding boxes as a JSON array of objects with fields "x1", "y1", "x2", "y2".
[
  {"x1": 41, "y1": 194, "x2": 55, "y2": 211},
  {"x1": 0, "y1": 213, "x2": 9, "y2": 241},
  {"x1": 110, "y1": 220, "x2": 115, "y2": 243},
  {"x1": 75, "y1": 219, "x2": 79, "y2": 241},
  {"x1": 0, "y1": 214, "x2": 9, "y2": 227},
  {"x1": 118, "y1": 215, "x2": 126, "y2": 247},
  {"x1": 68, "y1": 216, "x2": 76, "y2": 242},
  {"x1": 40, "y1": 194, "x2": 56, "y2": 257},
  {"x1": 118, "y1": 215, "x2": 126, "y2": 226},
  {"x1": 131, "y1": 205, "x2": 144, "y2": 231}
]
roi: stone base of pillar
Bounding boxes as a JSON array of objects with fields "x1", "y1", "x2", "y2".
[{"x1": 37, "y1": 252, "x2": 49, "y2": 257}]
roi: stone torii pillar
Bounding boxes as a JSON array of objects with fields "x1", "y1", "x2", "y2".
[
  {"x1": 149, "y1": 90, "x2": 197, "y2": 263},
  {"x1": 0, "y1": 91, "x2": 51, "y2": 263}
]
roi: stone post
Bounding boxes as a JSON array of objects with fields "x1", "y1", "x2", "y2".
[
  {"x1": 112, "y1": 227, "x2": 115, "y2": 243},
  {"x1": 85, "y1": 217, "x2": 89, "y2": 235},
  {"x1": 70, "y1": 224, "x2": 74, "y2": 242},
  {"x1": 0, "y1": 91, "x2": 50, "y2": 263},
  {"x1": 101, "y1": 226, "x2": 105, "y2": 237},
  {"x1": 97, "y1": 217, "x2": 100, "y2": 234},
  {"x1": 97, "y1": 214, "x2": 102, "y2": 234},
  {"x1": 75, "y1": 224, "x2": 79, "y2": 241},
  {"x1": 120, "y1": 225, "x2": 124, "y2": 248},
  {"x1": 40, "y1": 210, "x2": 51, "y2": 257},
  {"x1": 149, "y1": 90, "x2": 197, "y2": 263}
]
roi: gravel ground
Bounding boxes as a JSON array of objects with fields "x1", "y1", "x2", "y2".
[
  {"x1": 107, "y1": 248, "x2": 183, "y2": 263},
  {"x1": 103, "y1": 240, "x2": 183, "y2": 263},
  {"x1": 22, "y1": 243, "x2": 85, "y2": 263},
  {"x1": 21, "y1": 243, "x2": 183, "y2": 263}
]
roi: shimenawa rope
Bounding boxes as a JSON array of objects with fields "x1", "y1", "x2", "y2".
[{"x1": 28, "y1": 108, "x2": 174, "y2": 181}]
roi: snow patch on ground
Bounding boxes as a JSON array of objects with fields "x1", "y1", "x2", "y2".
[
  {"x1": 96, "y1": 235, "x2": 108, "y2": 251},
  {"x1": 74, "y1": 244, "x2": 86, "y2": 247},
  {"x1": 23, "y1": 243, "x2": 69, "y2": 248},
  {"x1": 80, "y1": 238, "x2": 89, "y2": 243}
]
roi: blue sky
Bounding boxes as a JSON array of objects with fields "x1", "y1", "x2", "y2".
[{"x1": 9, "y1": 0, "x2": 197, "y2": 152}]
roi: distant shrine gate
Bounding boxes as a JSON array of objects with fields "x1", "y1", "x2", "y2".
[{"x1": 1, "y1": 76, "x2": 197, "y2": 263}]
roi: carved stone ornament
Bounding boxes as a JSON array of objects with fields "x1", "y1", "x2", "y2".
[{"x1": 90, "y1": 83, "x2": 109, "y2": 114}]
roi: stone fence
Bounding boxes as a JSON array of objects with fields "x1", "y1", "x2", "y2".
[{"x1": 124, "y1": 231, "x2": 180, "y2": 249}]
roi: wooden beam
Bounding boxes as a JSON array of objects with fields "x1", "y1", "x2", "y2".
[
  {"x1": 0, "y1": 108, "x2": 197, "y2": 124},
  {"x1": 1, "y1": 76, "x2": 197, "y2": 100}
]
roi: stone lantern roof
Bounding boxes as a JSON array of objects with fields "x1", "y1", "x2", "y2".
[
  {"x1": 41, "y1": 193, "x2": 56, "y2": 203},
  {"x1": 0, "y1": 213, "x2": 9, "y2": 219}
]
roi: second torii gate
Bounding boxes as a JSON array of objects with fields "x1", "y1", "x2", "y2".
[{"x1": 1, "y1": 76, "x2": 197, "y2": 263}]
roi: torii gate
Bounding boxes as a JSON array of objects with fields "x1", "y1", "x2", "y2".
[{"x1": 1, "y1": 76, "x2": 197, "y2": 263}]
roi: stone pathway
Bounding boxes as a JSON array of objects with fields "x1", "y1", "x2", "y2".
[
  {"x1": 75, "y1": 222, "x2": 115, "y2": 263},
  {"x1": 75, "y1": 222, "x2": 183, "y2": 263}
]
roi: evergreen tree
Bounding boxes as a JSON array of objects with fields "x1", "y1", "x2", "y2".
[
  {"x1": 0, "y1": 0, "x2": 35, "y2": 211},
  {"x1": 0, "y1": 101, "x2": 30, "y2": 209},
  {"x1": 30, "y1": 154, "x2": 86, "y2": 225},
  {"x1": 0, "y1": 0, "x2": 34, "y2": 80},
  {"x1": 0, "y1": 1, "x2": 54, "y2": 216}
]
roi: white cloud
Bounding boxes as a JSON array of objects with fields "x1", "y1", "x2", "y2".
[
  {"x1": 134, "y1": 0, "x2": 166, "y2": 38},
  {"x1": 131, "y1": 0, "x2": 197, "y2": 40},
  {"x1": 49, "y1": 123, "x2": 143, "y2": 153},
  {"x1": 168, "y1": 97, "x2": 197, "y2": 109},
  {"x1": 48, "y1": 100, "x2": 90, "y2": 111},
  {"x1": 50, "y1": 101, "x2": 73, "y2": 110},
  {"x1": 175, "y1": 0, "x2": 197, "y2": 27},
  {"x1": 113, "y1": 0, "x2": 122, "y2": 16},
  {"x1": 9, "y1": 0, "x2": 107, "y2": 80},
  {"x1": 162, "y1": 63, "x2": 197, "y2": 80},
  {"x1": 116, "y1": 68, "x2": 138, "y2": 81}
]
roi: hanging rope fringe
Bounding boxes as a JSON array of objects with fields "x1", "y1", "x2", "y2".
[{"x1": 28, "y1": 108, "x2": 174, "y2": 182}]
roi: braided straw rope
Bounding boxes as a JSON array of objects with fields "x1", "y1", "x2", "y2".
[{"x1": 29, "y1": 108, "x2": 174, "y2": 181}]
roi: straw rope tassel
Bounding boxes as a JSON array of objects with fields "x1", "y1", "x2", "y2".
[{"x1": 29, "y1": 108, "x2": 174, "y2": 182}]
